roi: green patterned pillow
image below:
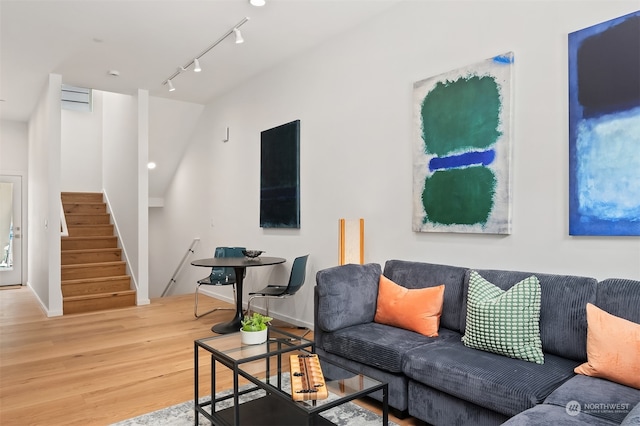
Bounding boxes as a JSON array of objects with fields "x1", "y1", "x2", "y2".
[{"x1": 462, "y1": 271, "x2": 544, "y2": 364}]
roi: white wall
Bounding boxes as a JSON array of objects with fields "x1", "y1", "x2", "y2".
[
  {"x1": 136, "y1": 89, "x2": 150, "y2": 305},
  {"x1": 60, "y1": 91, "x2": 103, "y2": 192},
  {"x1": 151, "y1": 1, "x2": 640, "y2": 327},
  {"x1": 102, "y1": 92, "x2": 140, "y2": 286},
  {"x1": 148, "y1": 97, "x2": 205, "y2": 200},
  {"x1": 27, "y1": 74, "x2": 63, "y2": 316},
  {"x1": 0, "y1": 120, "x2": 28, "y2": 173}
]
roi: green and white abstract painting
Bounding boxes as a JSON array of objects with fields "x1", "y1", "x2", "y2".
[{"x1": 413, "y1": 52, "x2": 514, "y2": 234}]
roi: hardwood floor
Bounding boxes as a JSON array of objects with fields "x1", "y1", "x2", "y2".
[{"x1": 0, "y1": 287, "x2": 422, "y2": 425}]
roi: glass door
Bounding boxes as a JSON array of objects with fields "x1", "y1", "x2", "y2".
[{"x1": 0, "y1": 175, "x2": 22, "y2": 286}]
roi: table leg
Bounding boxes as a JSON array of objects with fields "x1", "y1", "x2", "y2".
[
  {"x1": 211, "y1": 266, "x2": 246, "y2": 334},
  {"x1": 194, "y1": 342, "x2": 199, "y2": 426},
  {"x1": 382, "y1": 383, "x2": 389, "y2": 426}
]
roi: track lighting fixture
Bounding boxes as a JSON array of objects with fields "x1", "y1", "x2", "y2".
[
  {"x1": 234, "y1": 28, "x2": 244, "y2": 44},
  {"x1": 161, "y1": 17, "x2": 249, "y2": 92}
]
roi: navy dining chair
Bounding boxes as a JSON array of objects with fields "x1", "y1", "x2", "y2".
[{"x1": 194, "y1": 246, "x2": 245, "y2": 318}]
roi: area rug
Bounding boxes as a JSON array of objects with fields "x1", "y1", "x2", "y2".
[{"x1": 112, "y1": 378, "x2": 398, "y2": 426}]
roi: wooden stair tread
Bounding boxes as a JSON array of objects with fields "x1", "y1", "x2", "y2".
[
  {"x1": 62, "y1": 275, "x2": 130, "y2": 285},
  {"x1": 61, "y1": 192, "x2": 104, "y2": 202},
  {"x1": 62, "y1": 261, "x2": 126, "y2": 269},
  {"x1": 61, "y1": 236, "x2": 118, "y2": 249},
  {"x1": 63, "y1": 290, "x2": 136, "y2": 302},
  {"x1": 65, "y1": 214, "x2": 110, "y2": 225},
  {"x1": 62, "y1": 248, "x2": 121, "y2": 254},
  {"x1": 61, "y1": 250, "x2": 122, "y2": 265},
  {"x1": 61, "y1": 275, "x2": 132, "y2": 298},
  {"x1": 63, "y1": 202, "x2": 106, "y2": 208},
  {"x1": 66, "y1": 225, "x2": 114, "y2": 236},
  {"x1": 62, "y1": 201, "x2": 106, "y2": 205}
]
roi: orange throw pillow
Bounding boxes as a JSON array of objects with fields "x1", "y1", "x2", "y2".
[
  {"x1": 574, "y1": 303, "x2": 640, "y2": 389},
  {"x1": 374, "y1": 275, "x2": 445, "y2": 337}
]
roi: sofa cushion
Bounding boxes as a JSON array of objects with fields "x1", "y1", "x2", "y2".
[
  {"x1": 622, "y1": 403, "x2": 640, "y2": 426},
  {"x1": 315, "y1": 263, "x2": 381, "y2": 332},
  {"x1": 501, "y1": 404, "x2": 618, "y2": 426},
  {"x1": 461, "y1": 269, "x2": 597, "y2": 361},
  {"x1": 402, "y1": 339, "x2": 580, "y2": 416},
  {"x1": 383, "y1": 260, "x2": 467, "y2": 332},
  {"x1": 574, "y1": 303, "x2": 640, "y2": 389},
  {"x1": 374, "y1": 275, "x2": 445, "y2": 337},
  {"x1": 321, "y1": 321, "x2": 461, "y2": 373},
  {"x1": 596, "y1": 278, "x2": 640, "y2": 324},
  {"x1": 462, "y1": 271, "x2": 544, "y2": 364},
  {"x1": 544, "y1": 375, "x2": 640, "y2": 424},
  {"x1": 408, "y1": 381, "x2": 509, "y2": 426}
]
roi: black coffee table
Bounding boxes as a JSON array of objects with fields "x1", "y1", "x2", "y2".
[{"x1": 194, "y1": 327, "x2": 389, "y2": 425}]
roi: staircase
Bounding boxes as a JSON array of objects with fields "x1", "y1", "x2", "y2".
[{"x1": 61, "y1": 192, "x2": 136, "y2": 314}]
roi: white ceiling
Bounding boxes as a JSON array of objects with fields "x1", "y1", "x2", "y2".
[{"x1": 0, "y1": 0, "x2": 400, "y2": 122}]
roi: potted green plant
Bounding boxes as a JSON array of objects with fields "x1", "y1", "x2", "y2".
[{"x1": 240, "y1": 312, "x2": 273, "y2": 345}]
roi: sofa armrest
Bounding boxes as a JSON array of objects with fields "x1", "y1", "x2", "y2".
[{"x1": 315, "y1": 263, "x2": 381, "y2": 332}]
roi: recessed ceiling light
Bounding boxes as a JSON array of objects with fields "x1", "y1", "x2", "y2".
[
  {"x1": 148, "y1": 162, "x2": 157, "y2": 170},
  {"x1": 250, "y1": 0, "x2": 266, "y2": 6}
]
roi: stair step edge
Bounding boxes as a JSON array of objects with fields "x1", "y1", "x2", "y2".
[
  {"x1": 67, "y1": 223, "x2": 113, "y2": 228},
  {"x1": 62, "y1": 236, "x2": 116, "y2": 240}
]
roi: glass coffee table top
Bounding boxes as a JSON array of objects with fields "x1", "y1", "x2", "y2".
[{"x1": 197, "y1": 327, "x2": 314, "y2": 364}]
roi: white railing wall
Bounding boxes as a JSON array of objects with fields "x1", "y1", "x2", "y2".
[
  {"x1": 59, "y1": 198, "x2": 69, "y2": 237},
  {"x1": 102, "y1": 190, "x2": 139, "y2": 292}
]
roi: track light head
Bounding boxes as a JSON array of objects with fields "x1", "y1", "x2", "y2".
[
  {"x1": 193, "y1": 58, "x2": 202, "y2": 72},
  {"x1": 234, "y1": 28, "x2": 244, "y2": 44},
  {"x1": 167, "y1": 80, "x2": 175, "y2": 92}
]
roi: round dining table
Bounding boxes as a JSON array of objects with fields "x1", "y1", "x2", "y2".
[{"x1": 190, "y1": 256, "x2": 286, "y2": 334}]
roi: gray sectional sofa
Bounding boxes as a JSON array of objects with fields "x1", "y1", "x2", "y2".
[{"x1": 313, "y1": 260, "x2": 640, "y2": 425}]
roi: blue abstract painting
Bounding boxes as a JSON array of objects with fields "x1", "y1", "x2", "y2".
[{"x1": 569, "y1": 11, "x2": 640, "y2": 236}]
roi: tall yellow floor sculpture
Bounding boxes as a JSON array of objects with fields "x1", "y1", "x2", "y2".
[{"x1": 338, "y1": 218, "x2": 364, "y2": 265}]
